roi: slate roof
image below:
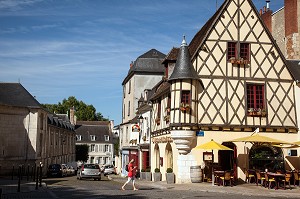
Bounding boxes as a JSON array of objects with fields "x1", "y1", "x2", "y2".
[
  {"x1": 162, "y1": 47, "x2": 179, "y2": 64},
  {"x1": 122, "y1": 49, "x2": 166, "y2": 85},
  {"x1": 48, "y1": 114, "x2": 75, "y2": 131},
  {"x1": 0, "y1": 83, "x2": 42, "y2": 108},
  {"x1": 168, "y1": 37, "x2": 200, "y2": 81},
  {"x1": 287, "y1": 60, "x2": 300, "y2": 83},
  {"x1": 75, "y1": 123, "x2": 112, "y2": 143}
]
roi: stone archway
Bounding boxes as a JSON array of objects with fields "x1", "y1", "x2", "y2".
[
  {"x1": 165, "y1": 142, "x2": 173, "y2": 169},
  {"x1": 154, "y1": 144, "x2": 160, "y2": 169}
]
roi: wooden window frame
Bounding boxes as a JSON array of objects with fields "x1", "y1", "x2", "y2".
[
  {"x1": 240, "y1": 43, "x2": 250, "y2": 60},
  {"x1": 247, "y1": 84, "x2": 266, "y2": 117},
  {"x1": 181, "y1": 90, "x2": 191, "y2": 105},
  {"x1": 227, "y1": 42, "x2": 237, "y2": 60}
]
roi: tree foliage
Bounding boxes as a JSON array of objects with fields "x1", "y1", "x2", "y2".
[
  {"x1": 75, "y1": 144, "x2": 89, "y2": 162},
  {"x1": 42, "y1": 96, "x2": 108, "y2": 121}
]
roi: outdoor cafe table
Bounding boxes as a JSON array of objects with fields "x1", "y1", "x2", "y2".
[
  {"x1": 267, "y1": 172, "x2": 285, "y2": 190},
  {"x1": 213, "y1": 170, "x2": 225, "y2": 185}
]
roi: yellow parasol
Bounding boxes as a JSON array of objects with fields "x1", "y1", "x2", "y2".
[
  {"x1": 194, "y1": 139, "x2": 233, "y2": 185},
  {"x1": 229, "y1": 133, "x2": 290, "y2": 144}
]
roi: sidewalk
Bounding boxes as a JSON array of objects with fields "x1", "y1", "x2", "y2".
[
  {"x1": 109, "y1": 175, "x2": 300, "y2": 198},
  {"x1": 0, "y1": 178, "x2": 49, "y2": 199}
]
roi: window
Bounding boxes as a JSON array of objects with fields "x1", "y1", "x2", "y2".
[
  {"x1": 227, "y1": 42, "x2": 236, "y2": 60},
  {"x1": 128, "y1": 80, "x2": 131, "y2": 94},
  {"x1": 90, "y1": 144, "x2": 95, "y2": 152},
  {"x1": 157, "y1": 100, "x2": 161, "y2": 119},
  {"x1": 181, "y1": 90, "x2": 191, "y2": 104},
  {"x1": 240, "y1": 43, "x2": 250, "y2": 60},
  {"x1": 105, "y1": 145, "x2": 109, "y2": 152},
  {"x1": 76, "y1": 135, "x2": 82, "y2": 141},
  {"x1": 247, "y1": 84, "x2": 265, "y2": 116},
  {"x1": 90, "y1": 135, "x2": 96, "y2": 141},
  {"x1": 128, "y1": 101, "x2": 130, "y2": 116},
  {"x1": 227, "y1": 42, "x2": 250, "y2": 61},
  {"x1": 104, "y1": 135, "x2": 110, "y2": 141}
]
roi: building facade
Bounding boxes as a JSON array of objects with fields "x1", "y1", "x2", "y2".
[
  {"x1": 119, "y1": 49, "x2": 166, "y2": 175},
  {"x1": 75, "y1": 121, "x2": 115, "y2": 166},
  {"x1": 150, "y1": 0, "x2": 299, "y2": 184},
  {"x1": 0, "y1": 83, "x2": 75, "y2": 175}
]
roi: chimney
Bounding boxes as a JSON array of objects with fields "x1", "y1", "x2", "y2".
[
  {"x1": 130, "y1": 61, "x2": 133, "y2": 68},
  {"x1": 285, "y1": 0, "x2": 298, "y2": 37},
  {"x1": 261, "y1": 3, "x2": 273, "y2": 33},
  {"x1": 69, "y1": 106, "x2": 76, "y2": 125},
  {"x1": 266, "y1": 0, "x2": 270, "y2": 10}
]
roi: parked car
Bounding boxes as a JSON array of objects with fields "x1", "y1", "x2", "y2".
[
  {"x1": 77, "y1": 164, "x2": 101, "y2": 180},
  {"x1": 104, "y1": 164, "x2": 116, "y2": 176},
  {"x1": 47, "y1": 164, "x2": 67, "y2": 177}
]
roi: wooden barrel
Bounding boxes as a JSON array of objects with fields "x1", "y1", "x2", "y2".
[{"x1": 190, "y1": 166, "x2": 202, "y2": 183}]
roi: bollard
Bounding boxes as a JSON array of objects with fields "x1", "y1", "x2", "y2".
[
  {"x1": 17, "y1": 165, "x2": 21, "y2": 192},
  {"x1": 39, "y1": 162, "x2": 43, "y2": 187},
  {"x1": 27, "y1": 165, "x2": 30, "y2": 181},
  {"x1": 33, "y1": 164, "x2": 36, "y2": 182},
  {"x1": 35, "y1": 166, "x2": 39, "y2": 190},
  {"x1": 12, "y1": 165, "x2": 14, "y2": 180},
  {"x1": 31, "y1": 166, "x2": 34, "y2": 181}
]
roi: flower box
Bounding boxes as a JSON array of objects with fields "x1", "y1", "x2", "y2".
[{"x1": 180, "y1": 103, "x2": 190, "y2": 112}]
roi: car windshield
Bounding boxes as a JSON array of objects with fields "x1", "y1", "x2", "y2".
[
  {"x1": 84, "y1": 164, "x2": 99, "y2": 169},
  {"x1": 48, "y1": 164, "x2": 60, "y2": 169}
]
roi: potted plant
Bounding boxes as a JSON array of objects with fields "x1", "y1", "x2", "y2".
[
  {"x1": 164, "y1": 115, "x2": 170, "y2": 122},
  {"x1": 166, "y1": 168, "x2": 175, "y2": 184},
  {"x1": 165, "y1": 107, "x2": 170, "y2": 113},
  {"x1": 153, "y1": 168, "x2": 161, "y2": 182},
  {"x1": 229, "y1": 57, "x2": 236, "y2": 63},
  {"x1": 145, "y1": 167, "x2": 152, "y2": 181},
  {"x1": 140, "y1": 168, "x2": 146, "y2": 180},
  {"x1": 261, "y1": 109, "x2": 267, "y2": 117},
  {"x1": 155, "y1": 118, "x2": 160, "y2": 125},
  {"x1": 180, "y1": 103, "x2": 190, "y2": 112}
]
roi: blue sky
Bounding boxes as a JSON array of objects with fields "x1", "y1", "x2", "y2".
[{"x1": 0, "y1": 0, "x2": 284, "y2": 125}]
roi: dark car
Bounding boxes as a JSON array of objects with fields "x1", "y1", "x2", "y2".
[{"x1": 47, "y1": 164, "x2": 67, "y2": 177}]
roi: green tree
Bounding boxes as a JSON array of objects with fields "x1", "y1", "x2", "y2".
[
  {"x1": 76, "y1": 144, "x2": 89, "y2": 162},
  {"x1": 42, "y1": 96, "x2": 108, "y2": 121}
]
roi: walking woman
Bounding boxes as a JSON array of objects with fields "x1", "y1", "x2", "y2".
[{"x1": 121, "y1": 159, "x2": 138, "y2": 191}]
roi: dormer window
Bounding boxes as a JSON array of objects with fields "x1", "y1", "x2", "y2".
[
  {"x1": 76, "y1": 135, "x2": 82, "y2": 141},
  {"x1": 90, "y1": 135, "x2": 96, "y2": 141},
  {"x1": 104, "y1": 135, "x2": 110, "y2": 141}
]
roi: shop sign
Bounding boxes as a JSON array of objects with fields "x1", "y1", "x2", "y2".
[{"x1": 196, "y1": 131, "x2": 204, "y2": 136}]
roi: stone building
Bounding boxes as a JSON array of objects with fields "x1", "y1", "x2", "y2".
[
  {"x1": 119, "y1": 49, "x2": 166, "y2": 175},
  {"x1": 0, "y1": 83, "x2": 75, "y2": 175}
]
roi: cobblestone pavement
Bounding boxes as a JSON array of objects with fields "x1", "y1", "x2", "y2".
[{"x1": 1, "y1": 175, "x2": 300, "y2": 199}]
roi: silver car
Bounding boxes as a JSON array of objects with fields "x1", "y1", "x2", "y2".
[{"x1": 77, "y1": 164, "x2": 101, "y2": 181}]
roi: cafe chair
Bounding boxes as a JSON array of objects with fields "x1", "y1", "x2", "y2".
[
  {"x1": 245, "y1": 169, "x2": 255, "y2": 183},
  {"x1": 219, "y1": 171, "x2": 233, "y2": 187},
  {"x1": 255, "y1": 170, "x2": 265, "y2": 187},
  {"x1": 293, "y1": 171, "x2": 300, "y2": 186},
  {"x1": 264, "y1": 173, "x2": 276, "y2": 189},
  {"x1": 281, "y1": 173, "x2": 292, "y2": 190}
]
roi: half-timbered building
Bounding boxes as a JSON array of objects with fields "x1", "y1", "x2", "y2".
[{"x1": 150, "y1": 0, "x2": 299, "y2": 184}]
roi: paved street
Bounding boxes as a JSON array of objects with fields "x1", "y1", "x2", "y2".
[{"x1": 2, "y1": 175, "x2": 300, "y2": 199}]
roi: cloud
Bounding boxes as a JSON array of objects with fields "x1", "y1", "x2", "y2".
[{"x1": 0, "y1": 0, "x2": 42, "y2": 10}]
